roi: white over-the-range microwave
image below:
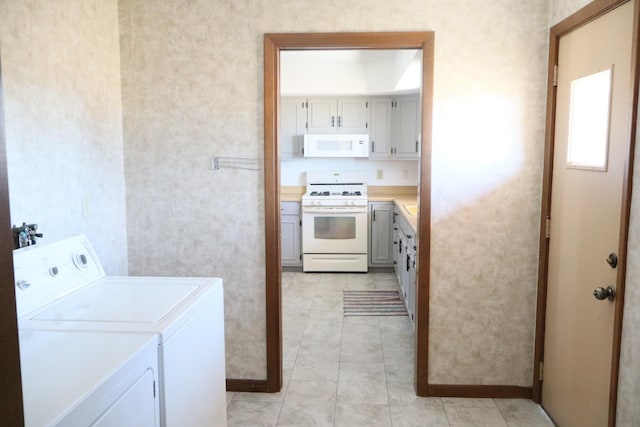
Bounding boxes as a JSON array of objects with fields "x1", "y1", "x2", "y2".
[{"x1": 303, "y1": 134, "x2": 369, "y2": 158}]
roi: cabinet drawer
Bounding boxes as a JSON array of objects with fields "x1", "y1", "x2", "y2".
[{"x1": 281, "y1": 201, "x2": 301, "y2": 215}]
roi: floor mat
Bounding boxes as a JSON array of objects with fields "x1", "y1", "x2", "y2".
[{"x1": 343, "y1": 290, "x2": 408, "y2": 316}]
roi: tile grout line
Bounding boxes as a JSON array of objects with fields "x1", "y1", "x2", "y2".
[
  {"x1": 275, "y1": 273, "x2": 317, "y2": 426},
  {"x1": 332, "y1": 276, "x2": 348, "y2": 426},
  {"x1": 493, "y1": 398, "x2": 511, "y2": 426}
]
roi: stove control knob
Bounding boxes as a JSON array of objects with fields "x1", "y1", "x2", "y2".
[
  {"x1": 49, "y1": 266, "x2": 59, "y2": 277},
  {"x1": 73, "y1": 253, "x2": 89, "y2": 269},
  {"x1": 16, "y1": 280, "x2": 31, "y2": 290}
]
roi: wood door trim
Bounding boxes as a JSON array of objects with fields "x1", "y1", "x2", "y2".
[
  {"x1": 0, "y1": 52, "x2": 25, "y2": 424},
  {"x1": 427, "y1": 384, "x2": 532, "y2": 399},
  {"x1": 226, "y1": 378, "x2": 268, "y2": 393},
  {"x1": 533, "y1": 3, "x2": 639, "y2": 427},
  {"x1": 263, "y1": 32, "x2": 434, "y2": 395}
]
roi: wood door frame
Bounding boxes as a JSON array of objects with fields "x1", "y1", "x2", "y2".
[
  {"x1": 533, "y1": 1, "x2": 640, "y2": 425},
  {"x1": 0, "y1": 52, "x2": 25, "y2": 424},
  {"x1": 263, "y1": 32, "x2": 434, "y2": 395}
]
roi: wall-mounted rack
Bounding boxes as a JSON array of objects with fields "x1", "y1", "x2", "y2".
[{"x1": 211, "y1": 156, "x2": 261, "y2": 171}]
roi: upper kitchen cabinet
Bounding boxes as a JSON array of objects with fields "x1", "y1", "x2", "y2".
[
  {"x1": 280, "y1": 97, "x2": 307, "y2": 158},
  {"x1": 370, "y1": 94, "x2": 421, "y2": 160},
  {"x1": 307, "y1": 97, "x2": 369, "y2": 134},
  {"x1": 394, "y1": 96, "x2": 421, "y2": 159},
  {"x1": 370, "y1": 97, "x2": 393, "y2": 157}
]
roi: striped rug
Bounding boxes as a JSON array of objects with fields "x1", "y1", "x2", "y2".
[{"x1": 343, "y1": 290, "x2": 408, "y2": 316}]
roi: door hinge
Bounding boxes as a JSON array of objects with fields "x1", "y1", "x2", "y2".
[
  {"x1": 553, "y1": 65, "x2": 558, "y2": 87},
  {"x1": 299, "y1": 219, "x2": 302, "y2": 227},
  {"x1": 539, "y1": 361, "x2": 544, "y2": 381},
  {"x1": 545, "y1": 217, "x2": 551, "y2": 239}
]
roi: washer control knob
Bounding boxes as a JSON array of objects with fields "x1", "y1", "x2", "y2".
[
  {"x1": 73, "y1": 253, "x2": 89, "y2": 269},
  {"x1": 16, "y1": 280, "x2": 31, "y2": 290},
  {"x1": 49, "y1": 266, "x2": 59, "y2": 277}
]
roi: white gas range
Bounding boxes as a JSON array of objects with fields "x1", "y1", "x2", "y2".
[{"x1": 301, "y1": 171, "x2": 368, "y2": 272}]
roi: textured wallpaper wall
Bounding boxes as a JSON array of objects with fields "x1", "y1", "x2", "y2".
[
  {"x1": 0, "y1": 0, "x2": 128, "y2": 274},
  {"x1": 118, "y1": 0, "x2": 549, "y2": 384},
  {"x1": 1, "y1": 1, "x2": 638, "y2": 422},
  {"x1": 2, "y1": 1, "x2": 638, "y2": 422}
]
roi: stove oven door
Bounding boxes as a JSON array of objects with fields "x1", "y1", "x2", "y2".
[{"x1": 302, "y1": 206, "x2": 368, "y2": 255}]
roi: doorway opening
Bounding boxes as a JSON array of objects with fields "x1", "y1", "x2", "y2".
[{"x1": 263, "y1": 32, "x2": 435, "y2": 394}]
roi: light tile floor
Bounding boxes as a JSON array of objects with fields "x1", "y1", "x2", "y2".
[{"x1": 226, "y1": 272, "x2": 554, "y2": 427}]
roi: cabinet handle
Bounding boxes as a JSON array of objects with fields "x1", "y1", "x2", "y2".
[
  {"x1": 406, "y1": 234, "x2": 413, "y2": 239},
  {"x1": 372, "y1": 141, "x2": 375, "y2": 152},
  {"x1": 338, "y1": 116, "x2": 342, "y2": 127},
  {"x1": 406, "y1": 254, "x2": 410, "y2": 272},
  {"x1": 373, "y1": 210, "x2": 376, "y2": 221},
  {"x1": 416, "y1": 141, "x2": 419, "y2": 152},
  {"x1": 390, "y1": 147, "x2": 393, "y2": 154},
  {"x1": 331, "y1": 116, "x2": 335, "y2": 127}
]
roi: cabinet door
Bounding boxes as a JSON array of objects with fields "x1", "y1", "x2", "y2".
[
  {"x1": 307, "y1": 97, "x2": 337, "y2": 133},
  {"x1": 393, "y1": 96, "x2": 420, "y2": 159},
  {"x1": 408, "y1": 246, "x2": 416, "y2": 329},
  {"x1": 393, "y1": 226, "x2": 404, "y2": 283},
  {"x1": 281, "y1": 202, "x2": 301, "y2": 266},
  {"x1": 337, "y1": 97, "x2": 369, "y2": 134},
  {"x1": 369, "y1": 98, "x2": 393, "y2": 158},
  {"x1": 280, "y1": 97, "x2": 307, "y2": 158},
  {"x1": 369, "y1": 202, "x2": 394, "y2": 266}
]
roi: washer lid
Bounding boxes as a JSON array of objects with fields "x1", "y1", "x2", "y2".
[
  {"x1": 19, "y1": 329, "x2": 158, "y2": 427},
  {"x1": 31, "y1": 280, "x2": 200, "y2": 322}
]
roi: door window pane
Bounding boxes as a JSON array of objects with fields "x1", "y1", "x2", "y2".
[{"x1": 566, "y1": 68, "x2": 612, "y2": 171}]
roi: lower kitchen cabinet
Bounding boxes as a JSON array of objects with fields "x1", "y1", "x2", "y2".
[
  {"x1": 281, "y1": 202, "x2": 302, "y2": 267},
  {"x1": 393, "y1": 206, "x2": 417, "y2": 328},
  {"x1": 369, "y1": 202, "x2": 394, "y2": 267}
]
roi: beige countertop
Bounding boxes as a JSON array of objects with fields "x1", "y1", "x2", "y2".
[
  {"x1": 281, "y1": 185, "x2": 419, "y2": 232},
  {"x1": 281, "y1": 186, "x2": 305, "y2": 202}
]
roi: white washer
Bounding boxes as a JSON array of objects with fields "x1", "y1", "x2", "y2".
[
  {"x1": 14, "y1": 235, "x2": 227, "y2": 427},
  {"x1": 19, "y1": 329, "x2": 160, "y2": 427}
]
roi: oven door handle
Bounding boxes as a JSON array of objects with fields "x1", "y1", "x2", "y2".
[{"x1": 302, "y1": 207, "x2": 367, "y2": 214}]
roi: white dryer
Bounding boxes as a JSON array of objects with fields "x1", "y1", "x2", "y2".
[{"x1": 14, "y1": 235, "x2": 227, "y2": 427}]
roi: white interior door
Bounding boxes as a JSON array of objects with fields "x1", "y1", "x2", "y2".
[{"x1": 542, "y1": 2, "x2": 634, "y2": 426}]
